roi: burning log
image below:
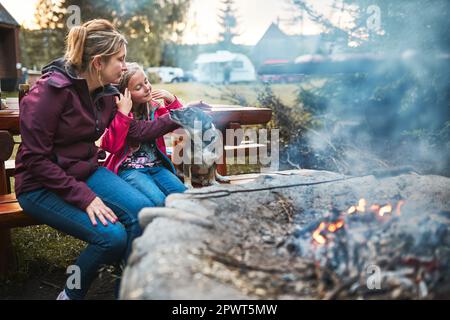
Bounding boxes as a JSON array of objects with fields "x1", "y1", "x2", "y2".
[{"x1": 289, "y1": 197, "x2": 450, "y2": 299}]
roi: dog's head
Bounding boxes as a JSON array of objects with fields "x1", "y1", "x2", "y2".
[{"x1": 169, "y1": 107, "x2": 214, "y2": 134}]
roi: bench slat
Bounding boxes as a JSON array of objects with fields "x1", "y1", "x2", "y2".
[
  {"x1": 0, "y1": 194, "x2": 40, "y2": 229},
  {"x1": 0, "y1": 194, "x2": 17, "y2": 204},
  {"x1": 0, "y1": 201, "x2": 39, "y2": 229}
]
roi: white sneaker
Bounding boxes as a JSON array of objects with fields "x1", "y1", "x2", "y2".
[{"x1": 56, "y1": 290, "x2": 71, "y2": 300}]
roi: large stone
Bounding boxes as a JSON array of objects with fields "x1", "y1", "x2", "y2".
[{"x1": 119, "y1": 169, "x2": 450, "y2": 300}]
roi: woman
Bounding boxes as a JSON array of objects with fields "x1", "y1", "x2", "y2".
[
  {"x1": 101, "y1": 62, "x2": 186, "y2": 206},
  {"x1": 14, "y1": 19, "x2": 180, "y2": 300}
]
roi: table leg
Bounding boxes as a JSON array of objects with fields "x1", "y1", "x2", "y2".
[
  {"x1": 217, "y1": 122, "x2": 242, "y2": 176},
  {"x1": 0, "y1": 162, "x2": 7, "y2": 195},
  {"x1": 0, "y1": 229, "x2": 16, "y2": 277}
]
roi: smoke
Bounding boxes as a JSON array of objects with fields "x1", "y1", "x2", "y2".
[{"x1": 283, "y1": 0, "x2": 450, "y2": 176}]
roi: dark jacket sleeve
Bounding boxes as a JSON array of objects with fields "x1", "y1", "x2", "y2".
[
  {"x1": 127, "y1": 113, "x2": 180, "y2": 142},
  {"x1": 19, "y1": 82, "x2": 97, "y2": 210}
]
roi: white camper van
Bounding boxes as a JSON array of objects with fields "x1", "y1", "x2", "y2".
[
  {"x1": 193, "y1": 51, "x2": 256, "y2": 83},
  {"x1": 146, "y1": 67, "x2": 185, "y2": 83}
]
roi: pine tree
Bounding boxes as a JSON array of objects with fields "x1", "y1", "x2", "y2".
[{"x1": 217, "y1": 0, "x2": 239, "y2": 49}]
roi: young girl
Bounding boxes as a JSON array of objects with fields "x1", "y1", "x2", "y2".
[{"x1": 101, "y1": 63, "x2": 187, "y2": 206}]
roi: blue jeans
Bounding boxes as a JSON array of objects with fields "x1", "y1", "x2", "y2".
[
  {"x1": 118, "y1": 166, "x2": 187, "y2": 207},
  {"x1": 17, "y1": 167, "x2": 154, "y2": 300}
]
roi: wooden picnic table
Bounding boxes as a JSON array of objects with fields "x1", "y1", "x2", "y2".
[
  {"x1": 0, "y1": 106, "x2": 272, "y2": 137},
  {"x1": 0, "y1": 110, "x2": 20, "y2": 135},
  {"x1": 202, "y1": 104, "x2": 272, "y2": 175},
  {"x1": 0, "y1": 104, "x2": 272, "y2": 181},
  {"x1": 0, "y1": 111, "x2": 20, "y2": 195}
]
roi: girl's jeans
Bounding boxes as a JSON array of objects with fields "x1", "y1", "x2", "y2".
[
  {"x1": 17, "y1": 167, "x2": 154, "y2": 300},
  {"x1": 118, "y1": 166, "x2": 187, "y2": 206}
]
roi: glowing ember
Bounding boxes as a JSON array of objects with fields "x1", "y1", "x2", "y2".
[
  {"x1": 379, "y1": 204, "x2": 393, "y2": 217},
  {"x1": 313, "y1": 222, "x2": 327, "y2": 244},
  {"x1": 356, "y1": 199, "x2": 367, "y2": 212},
  {"x1": 312, "y1": 220, "x2": 345, "y2": 244},
  {"x1": 347, "y1": 206, "x2": 357, "y2": 214},
  {"x1": 348, "y1": 198, "x2": 367, "y2": 214},
  {"x1": 396, "y1": 200, "x2": 405, "y2": 216},
  {"x1": 347, "y1": 199, "x2": 404, "y2": 218},
  {"x1": 312, "y1": 199, "x2": 405, "y2": 245}
]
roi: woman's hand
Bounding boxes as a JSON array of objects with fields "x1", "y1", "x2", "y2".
[
  {"x1": 115, "y1": 88, "x2": 132, "y2": 116},
  {"x1": 152, "y1": 89, "x2": 175, "y2": 104},
  {"x1": 86, "y1": 197, "x2": 118, "y2": 227}
]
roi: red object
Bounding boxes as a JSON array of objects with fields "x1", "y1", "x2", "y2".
[{"x1": 101, "y1": 97, "x2": 184, "y2": 174}]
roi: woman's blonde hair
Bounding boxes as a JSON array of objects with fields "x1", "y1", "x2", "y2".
[{"x1": 65, "y1": 19, "x2": 127, "y2": 75}]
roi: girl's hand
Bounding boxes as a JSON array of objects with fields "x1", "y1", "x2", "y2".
[
  {"x1": 115, "y1": 88, "x2": 132, "y2": 115},
  {"x1": 86, "y1": 197, "x2": 118, "y2": 227},
  {"x1": 152, "y1": 89, "x2": 175, "y2": 104}
]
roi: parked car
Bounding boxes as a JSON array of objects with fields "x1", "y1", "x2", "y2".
[{"x1": 146, "y1": 67, "x2": 186, "y2": 83}]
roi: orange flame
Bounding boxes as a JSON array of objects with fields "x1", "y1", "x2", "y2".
[
  {"x1": 356, "y1": 199, "x2": 367, "y2": 212},
  {"x1": 313, "y1": 220, "x2": 345, "y2": 244},
  {"x1": 312, "y1": 199, "x2": 405, "y2": 244},
  {"x1": 379, "y1": 204, "x2": 393, "y2": 217},
  {"x1": 313, "y1": 222, "x2": 327, "y2": 244},
  {"x1": 347, "y1": 199, "x2": 367, "y2": 214},
  {"x1": 395, "y1": 200, "x2": 405, "y2": 216},
  {"x1": 347, "y1": 206, "x2": 357, "y2": 214}
]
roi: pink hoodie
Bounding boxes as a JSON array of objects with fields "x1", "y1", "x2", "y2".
[{"x1": 101, "y1": 97, "x2": 183, "y2": 174}]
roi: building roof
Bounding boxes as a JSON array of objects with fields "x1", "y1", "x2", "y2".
[
  {"x1": 0, "y1": 3, "x2": 20, "y2": 27},
  {"x1": 256, "y1": 23, "x2": 290, "y2": 43},
  {"x1": 195, "y1": 50, "x2": 249, "y2": 64}
]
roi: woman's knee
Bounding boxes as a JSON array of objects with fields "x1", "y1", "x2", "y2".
[{"x1": 96, "y1": 223, "x2": 128, "y2": 257}]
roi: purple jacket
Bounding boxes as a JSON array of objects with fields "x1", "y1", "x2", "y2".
[{"x1": 14, "y1": 59, "x2": 180, "y2": 210}]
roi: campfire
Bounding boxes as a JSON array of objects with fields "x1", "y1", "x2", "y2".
[
  {"x1": 310, "y1": 198, "x2": 405, "y2": 245},
  {"x1": 120, "y1": 170, "x2": 450, "y2": 300},
  {"x1": 289, "y1": 197, "x2": 449, "y2": 299}
]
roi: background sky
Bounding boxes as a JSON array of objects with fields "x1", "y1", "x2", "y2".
[{"x1": 0, "y1": 0, "x2": 330, "y2": 45}]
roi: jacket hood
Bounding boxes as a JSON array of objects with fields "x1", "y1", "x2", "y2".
[
  {"x1": 42, "y1": 58, "x2": 120, "y2": 96},
  {"x1": 42, "y1": 58, "x2": 77, "y2": 78}
]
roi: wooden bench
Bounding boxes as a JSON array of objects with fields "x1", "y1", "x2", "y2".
[
  {"x1": 0, "y1": 100, "x2": 272, "y2": 276},
  {"x1": 0, "y1": 129, "x2": 40, "y2": 276}
]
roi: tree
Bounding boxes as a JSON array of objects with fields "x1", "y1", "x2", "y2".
[
  {"x1": 217, "y1": 0, "x2": 239, "y2": 49},
  {"x1": 285, "y1": 0, "x2": 450, "y2": 175},
  {"x1": 20, "y1": 0, "x2": 66, "y2": 69},
  {"x1": 288, "y1": 0, "x2": 450, "y2": 52},
  {"x1": 20, "y1": 0, "x2": 192, "y2": 69}
]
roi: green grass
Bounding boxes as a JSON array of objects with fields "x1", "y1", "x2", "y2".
[
  {"x1": 155, "y1": 81, "x2": 324, "y2": 107},
  {"x1": 9, "y1": 226, "x2": 86, "y2": 280}
]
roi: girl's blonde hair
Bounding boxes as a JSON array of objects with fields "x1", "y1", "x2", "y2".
[
  {"x1": 118, "y1": 62, "x2": 143, "y2": 94},
  {"x1": 119, "y1": 62, "x2": 149, "y2": 119},
  {"x1": 65, "y1": 19, "x2": 127, "y2": 75}
]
